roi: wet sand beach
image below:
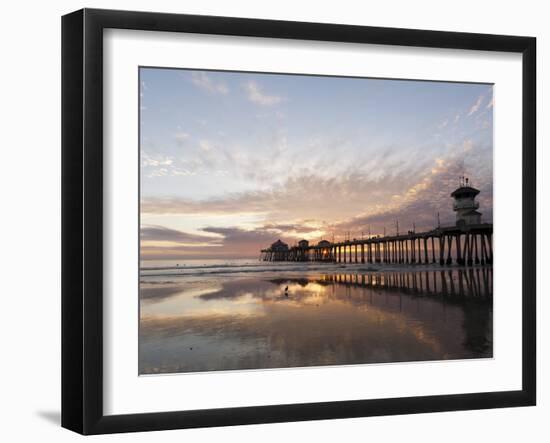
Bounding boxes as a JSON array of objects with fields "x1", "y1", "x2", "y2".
[{"x1": 139, "y1": 265, "x2": 492, "y2": 374}]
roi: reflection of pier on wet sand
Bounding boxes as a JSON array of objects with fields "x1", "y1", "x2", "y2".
[{"x1": 282, "y1": 267, "x2": 493, "y2": 300}]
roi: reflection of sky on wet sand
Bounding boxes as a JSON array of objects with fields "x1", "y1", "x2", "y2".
[{"x1": 140, "y1": 270, "x2": 492, "y2": 374}]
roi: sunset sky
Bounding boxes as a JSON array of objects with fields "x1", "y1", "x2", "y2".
[{"x1": 140, "y1": 68, "x2": 493, "y2": 260}]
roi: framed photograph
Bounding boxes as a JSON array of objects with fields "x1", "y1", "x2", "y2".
[{"x1": 62, "y1": 8, "x2": 536, "y2": 434}]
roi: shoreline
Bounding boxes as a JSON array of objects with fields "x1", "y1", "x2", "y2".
[{"x1": 140, "y1": 262, "x2": 493, "y2": 279}]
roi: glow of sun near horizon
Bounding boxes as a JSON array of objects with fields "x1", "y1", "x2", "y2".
[{"x1": 139, "y1": 68, "x2": 493, "y2": 260}]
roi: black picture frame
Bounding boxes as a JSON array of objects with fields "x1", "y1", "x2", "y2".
[{"x1": 62, "y1": 8, "x2": 536, "y2": 435}]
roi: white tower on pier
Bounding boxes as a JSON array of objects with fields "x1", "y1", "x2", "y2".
[{"x1": 451, "y1": 176, "x2": 482, "y2": 226}]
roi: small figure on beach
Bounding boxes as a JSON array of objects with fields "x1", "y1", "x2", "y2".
[{"x1": 284, "y1": 285, "x2": 289, "y2": 296}]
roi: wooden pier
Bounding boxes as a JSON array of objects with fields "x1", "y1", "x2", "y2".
[{"x1": 260, "y1": 223, "x2": 493, "y2": 266}]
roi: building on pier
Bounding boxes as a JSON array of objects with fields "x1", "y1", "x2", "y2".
[
  {"x1": 316, "y1": 240, "x2": 333, "y2": 261},
  {"x1": 269, "y1": 239, "x2": 289, "y2": 261},
  {"x1": 451, "y1": 177, "x2": 482, "y2": 226}
]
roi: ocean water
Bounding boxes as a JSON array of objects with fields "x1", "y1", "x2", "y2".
[
  {"x1": 141, "y1": 258, "x2": 395, "y2": 278},
  {"x1": 139, "y1": 260, "x2": 493, "y2": 374}
]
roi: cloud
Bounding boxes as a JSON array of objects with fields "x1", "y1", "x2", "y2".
[
  {"x1": 454, "y1": 114, "x2": 460, "y2": 123},
  {"x1": 141, "y1": 152, "x2": 205, "y2": 178},
  {"x1": 141, "y1": 193, "x2": 269, "y2": 216},
  {"x1": 243, "y1": 81, "x2": 283, "y2": 106},
  {"x1": 174, "y1": 131, "x2": 190, "y2": 145},
  {"x1": 262, "y1": 223, "x2": 320, "y2": 234},
  {"x1": 202, "y1": 226, "x2": 282, "y2": 246},
  {"x1": 486, "y1": 97, "x2": 494, "y2": 109},
  {"x1": 333, "y1": 145, "x2": 493, "y2": 235},
  {"x1": 140, "y1": 224, "x2": 298, "y2": 259},
  {"x1": 141, "y1": 142, "x2": 493, "y2": 258},
  {"x1": 467, "y1": 95, "x2": 484, "y2": 116},
  {"x1": 141, "y1": 164, "x2": 428, "y2": 222},
  {"x1": 199, "y1": 140, "x2": 212, "y2": 152},
  {"x1": 438, "y1": 119, "x2": 448, "y2": 129},
  {"x1": 140, "y1": 130, "x2": 492, "y2": 257},
  {"x1": 190, "y1": 72, "x2": 228, "y2": 95},
  {"x1": 141, "y1": 153, "x2": 173, "y2": 167},
  {"x1": 141, "y1": 139, "x2": 491, "y2": 230},
  {"x1": 141, "y1": 225, "x2": 220, "y2": 245},
  {"x1": 146, "y1": 168, "x2": 169, "y2": 177}
]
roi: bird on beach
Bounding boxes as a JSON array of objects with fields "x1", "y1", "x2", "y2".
[{"x1": 284, "y1": 285, "x2": 289, "y2": 296}]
